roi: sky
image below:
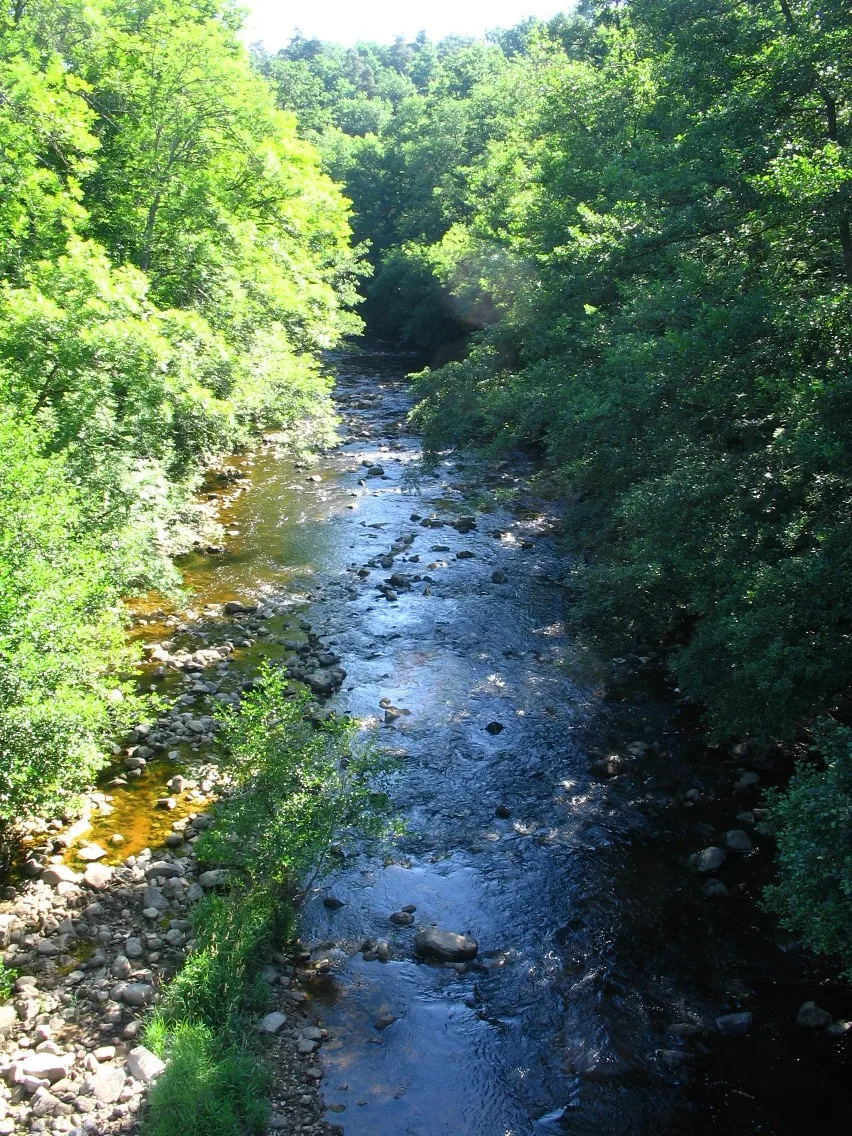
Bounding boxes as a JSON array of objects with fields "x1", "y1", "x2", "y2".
[{"x1": 241, "y1": 1, "x2": 574, "y2": 49}]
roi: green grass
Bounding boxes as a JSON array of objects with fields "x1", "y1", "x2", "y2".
[{"x1": 143, "y1": 1021, "x2": 270, "y2": 1136}]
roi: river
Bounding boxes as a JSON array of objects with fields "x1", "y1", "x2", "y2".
[{"x1": 97, "y1": 349, "x2": 852, "y2": 1135}]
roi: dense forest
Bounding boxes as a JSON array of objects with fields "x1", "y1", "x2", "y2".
[
  {"x1": 0, "y1": 0, "x2": 364, "y2": 823},
  {"x1": 257, "y1": 0, "x2": 852, "y2": 969},
  {"x1": 2, "y1": 0, "x2": 852, "y2": 1109}
]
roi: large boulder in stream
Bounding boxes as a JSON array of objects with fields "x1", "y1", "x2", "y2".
[{"x1": 414, "y1": 927, "x2": 478, "y2": 962}]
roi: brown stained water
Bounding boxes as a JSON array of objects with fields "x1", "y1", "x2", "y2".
[{"x1": 78, "y1": 350, "x2": 851, "y2": 1134}]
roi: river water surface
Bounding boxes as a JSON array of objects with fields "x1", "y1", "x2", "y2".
[{"x1": 109, "y1": 351, "x2": 851, "y2": 1135}]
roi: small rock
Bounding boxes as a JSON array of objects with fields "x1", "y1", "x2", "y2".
[
  {"x1": 110, "y1": 956, "x2": 132, "y2": 980},
  {"x1": 21, "y1": 1053, "x2": 74, "y2": 1083},
  {"x1": 258, "y1": 1012, "x2": 287, "y2": 1035},
  {"x1": 84, "y1": 862, "x2": 113, "y2": 890},
  {"x1": 122, "y1": 983, "x2": 154, "y2": 1008},
  {"x1": 375, "y1": 1014, "x2": 398, "y2": 1030},
  {"x1": 491, "y1": 570, "x2": 508, "y2": 584},
  {"x1": 485, "y1": 722, "x2": 504, "y2": 735},
  {"x1": 701, "y1": 879, "x2": 729, "y2": 900},
  {"x1": 390, "y1": 911, "x2": 414, "y2": 926},
  {"x1": 41, "y1": 865, "x2": 81, "y2": 888},
  {"x1": 323, "y1": 896, "x2": 345, "y2": 910},
  {"x1": 85, "y1": 1067, "x2": 126, "y2": 1104},
  {"x1": 77, "y1": 844, "x2": 107, "y2": 862},
  {"x1": 725, "y1": 829, "x2": 753, "y2": 852},
  {"x1": 495, "y1": 804, "x2": 511, "y2": 818},
  {"x1": 30, "y1": 1085, "x2": 61, "y2": 1117},
  {"x1": 198, "y1": 869, "x2": 230, "y2": 889},
  {"x1": 414, "y1": 927, "x2": 478, "y2": 962}
]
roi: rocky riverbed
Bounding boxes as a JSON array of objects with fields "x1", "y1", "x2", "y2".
[{"x1": 1, "y1": 349, "x2": 850, "y2": 1136}]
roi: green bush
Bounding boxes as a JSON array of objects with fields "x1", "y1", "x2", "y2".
[
  {"x1": 764, "y1": 723, "x2": 852, "y2": 978},
  {"x1": 196, "y1": 666, "x2": 396, "y2": 891}
]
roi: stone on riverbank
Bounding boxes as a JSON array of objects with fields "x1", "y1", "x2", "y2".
[{"x1": 127, "y1": 1046, "x2": 165, "y2": 1084}]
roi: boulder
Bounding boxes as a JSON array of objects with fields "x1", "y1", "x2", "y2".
[
  {"x1": 796, "y1": 1001, "x2": 832, "y2": 1030},
  {"x1": 42, "y1": 865, "x2": 81, "y2": 888},
  {"x1": 21, "y1": 1052, "x2": 74, "y2": 1083},
  {"x1": 84, "y1": 863, "x2": 113, "y2": 890},
  {"x1": 413, "y1": 927, "x2": 478, "y2": 962},
  {"x1": 697, "y1": 846, "x2": 726, "y2": 873},
  {"x1": 716, "y1": 1012, "x2": 752, "y2": 1037}
]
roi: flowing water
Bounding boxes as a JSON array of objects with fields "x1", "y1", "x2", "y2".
[{"x1": 94, "y1": 350, "x2": 851, "y2": 1134}]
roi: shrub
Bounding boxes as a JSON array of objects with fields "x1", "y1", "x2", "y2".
[{"x1": 764, "y1": 723, "x2": 852, "y2": 978}]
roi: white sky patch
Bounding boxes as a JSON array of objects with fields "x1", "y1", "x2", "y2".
[{"x1": 241, "y1": 1, "x2": 575, "y2": 49}]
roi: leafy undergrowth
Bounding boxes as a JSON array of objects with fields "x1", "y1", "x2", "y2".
[{"x1": 141, "y1": 666, "x2": 396, "y2": 1134}]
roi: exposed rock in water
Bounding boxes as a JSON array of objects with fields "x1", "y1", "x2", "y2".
[
  {"x1": 796, "y1": 1001, "x2": 832, "y2": 1030},
  {"x1": 414, "y1": 927, "x2": 478, "y2": 962}
]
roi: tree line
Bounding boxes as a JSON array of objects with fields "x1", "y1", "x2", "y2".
[
  {"x1": 259, "y1": 0, "x2": 852, "y2": 972},
  {"x1": 0, "y1": 0, "x2": 363, "y2": 827}
]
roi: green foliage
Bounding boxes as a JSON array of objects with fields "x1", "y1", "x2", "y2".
[
  {"x1": 0, "y1": 409, "x2": 145, "y2": 824},
  {"x1": 764, "y1": 723, "x2": 852, "y2": 978},
  {"x1": 401, "y1": 2, "x2": 852, "y2": 742},
  {"x1": 142, "y1": 1022, "x2": 270, "y2": 1136},
  {"x1": 0, "y1": 961, "x2": 17, "y2": 1003},
  {"x1": 197, "y1": 665, "x2": 395, "y2": 890},
  {"x1": 157, "y1": 889, "x2": 281, "y2": 1034},
  {"x1": 0, "y1": 0, "x2": 365, "y2": 831}
]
